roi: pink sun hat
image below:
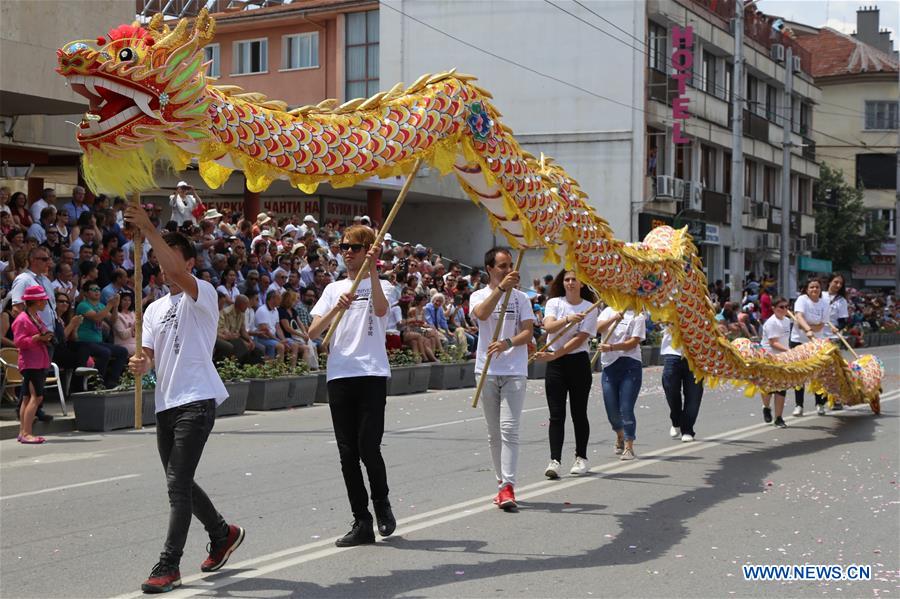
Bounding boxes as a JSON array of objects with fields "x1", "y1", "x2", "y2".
[{"x1": 21, "y1": 285, "x2": 49, "y2": 302}]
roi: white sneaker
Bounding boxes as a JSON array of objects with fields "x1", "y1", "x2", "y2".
[
  {"x1": 669, "y1": 426, "x2": 680, "y2": 439},
  {"x1": 620, "y1": 447, "x2": 635, "y2": 461},
  {"x1": 681, "y1": 434, "x2": 694, "y2": 442},
  {"x1": 816, "y1": 405, "x2": 826, "y2": 416},
  {"x1": 544, "y1": 459, "x2": 561, "y2": 479},
  {"x1": 569, "y1": 457, "x2": 589, "y2": 476},
  {"x1": 792, "y1": 406, "x2": 803, "y2": 417}
]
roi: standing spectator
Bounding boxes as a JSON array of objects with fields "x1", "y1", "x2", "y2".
[
  {"x1": 112, "y1": 291, "x2": 137, "y2": 356},
  {"x1": 12, "y1": 285, "x2": 54, "y2": 444},
  {"x1": 28, "y1": 207, "x2": 55, "y2": 246},
  {"x1": 532, "y1": 269, "x2": 598, "y2": 478},
  {"x1": 298, "y1": 214, "x2": 318, "y2": 238},
  {"x1": 30, "y1": 188, "x2": 53, "y2": 225},
  {"x1": 168, "y1": 182, "x2": 199, "y2": 226},
  {"x1": 62, "y1": 186, "x2": 90, "y2": 224},
  {"x1": 11, "y1": 247, "x2": 57, "y2": 331},
  {"x1": 75, "y1": 281, "x2": 126, "y2": 388},
  {"x1": 597, "y1": 308, "x2": 646, "y2": 460},
  {"x1": 759, "y1": 286, "x2": 774, "y2": 321},
  {"x1": 470, "y1": 247, "x2": 534, "y2": 510},
  {"x1": 760, "y1": 297, "x2": 791, "y2": 428},
  {"x1": 661, "y1": 326, "x2": 704, "y2": 442},
  {"x1": 307, "y1": 225, "x2": 396, "y2": 546},
  {"x1": 789, "y1": 278, "x2": 829, "y2": 416}
]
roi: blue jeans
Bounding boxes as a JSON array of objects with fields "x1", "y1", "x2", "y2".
[
  {"x1": 255, "y1": 337, "x2": 280, "y2": 358},
  {"x1": 662, "y1": 355, "x2": 703, "y2": 436},
  {"x1": 601, "y1": 357, "x2": 642, "y2": 441}
]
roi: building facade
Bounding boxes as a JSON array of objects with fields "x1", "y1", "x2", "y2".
[{"x1": 796, "y1": 7, "x2": 898, "y2": 290}]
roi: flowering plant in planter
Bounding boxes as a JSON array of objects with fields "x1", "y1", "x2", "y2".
[
  {"x1": 388, "y1": 348, "x2": 422, "y2": 367},
  {"x1": 437, "y1": 343, "x2": 468, "y2": 364}
]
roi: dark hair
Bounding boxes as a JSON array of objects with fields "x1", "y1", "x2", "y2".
[
  {"x1": 79, "y1": 261, "x2": 97, "y2": 277},
  {"x1": 8, "y1": 191, "x2": 26, "y2": 207},
  {"x1": 82, "y1": 279, "x2": 99, "y2": 292},
  {"x1": 826, "y1": 273, "x2": 846, "y2": 299},
  {"x1": 800, "y1": 277, "x2": 822, "y2": 296},
  {"x1": 484, "y1": 246, "x2": 512, "y2": 268},
  {"x1": 162, "y1": 232, "x2": 196, "y2": 260},
  {"x1": 76, "y1": 212, "x2": 93, "y2": 228},
  {"x1": 548, "y1": 269, "x2": 596, "y2": 302},
  {"x1": 773, "y1": 296, "x2": 789, "y2": 308}
]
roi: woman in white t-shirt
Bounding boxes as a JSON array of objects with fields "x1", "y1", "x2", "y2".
[
  {"x1": 307, "y1": 225, "x2": 395, "y2": 547},
  {"x1": 532, "y1": 270, "x2": 599, "y2": 479},
  {"x1": 821, "y1": 273, "x2": 850, "y2": 410},
  {"x1": 760, "y1": 297, "x2": 792, "y2": 428},
  {"x1": 789, "y1": 278, "x2": 828, "y2": 416},
  {"x1": 597, "y1": 307, "x2": 646, "y2": 460}
]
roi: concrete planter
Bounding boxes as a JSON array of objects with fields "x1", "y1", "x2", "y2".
[
  {"x1": 314, "y1": 371, "x2": 329, "y2": 403},
  {"x1": 217, "y1": 381, "x2": 249, "y2": 417},
  {"x1": 460, "y1": 361, "x2": 476, "y2": 387},
  {"x1": 429, "y1": 362, "x2": 472, "y2": 390},
  {"x1": 288, "y1": 374, "x2": 318, "y2": 407},
  {"x1": 387, "y1": 364, "x2": 432, "y2": 395},
  {"x1": 72, "y1": 389, "x2": 156, "y2": 432},
  {"x1": 245, "y1": 377, "x2": 293, "y2": 410},
  {"x1": 527, "y1": 361, "x2": 547, "y2": 380}
]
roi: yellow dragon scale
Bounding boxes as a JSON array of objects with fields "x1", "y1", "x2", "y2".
[{"x1": 56, "y1": 10, "x2": 883, "y2": 410}]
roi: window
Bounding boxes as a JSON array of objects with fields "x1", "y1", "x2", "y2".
[
  {"x1": 724, "y1": 61, "x2": 733, "y2": 102},
  {"x1": 648, "y1": 21, "x2": 667, "y2": 72},
  {"x1": 856, "y1": 154, "x2": 897, "y2": 190},
  {"x1": 798, "y1": 177, "x2": 812, "y2": 215},
  {"x1": 674, "y1": 142, "x2": 692, "y2": 180},
  {"x1": 867, "y1": 209, "x2": 896, "y2": 237},
  {"x1": 701, "y1": 145, "x2": 716, "y2": 190},
  {"x1": 744, "y1": 159, "x2": 757, "y2": 200},
  {"x1": 702, "y1": 50, "x2": 718, "y2": 96},
  {"x1": 647, "y1": 128, "x2": 662, "y2": 177},
  {"x1": 233, "y1": 38, "x2": 267, "y2": 75},
  {"x1": 346, "y1": 10, "x2": 379, "y2": 99},
  {"x1": 282, "y1": 32, "x2": 319, "y2": 70},
  {"x1": 763, "y1": 165, "x2": 777, "y2": 205},
  {"x1": 765, "y1": 85, "x2": 778, "y2": 122},
  {"x1": 723, "y1": 151, "x2": 732, "y2": 196},
  {"x1": 746, "y1": 75, "x2": 759, "y2": 114},
  {"x1": 203, "y1": 43, "x2": 220, "y2": 78},
  {"x1": 799, "y1": 102, "x2": 812, "y2": 136},
  {"x1": 865, "y1": 101, "x2": 899, "y2": 130}
]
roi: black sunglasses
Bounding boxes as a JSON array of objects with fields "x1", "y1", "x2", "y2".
[{"x1": 339, "y1": 243, "x2": 367, "y2": 252}]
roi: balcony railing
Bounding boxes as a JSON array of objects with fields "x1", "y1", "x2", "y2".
[
  {"x1": 743, "y1": 110, "x2": 769, "y2": 141},
  {"x1": 702, "y1": 189, "x2": 730, "y2": 223},
  {"x1": 802, "y1": 137, "x2": 816, "y2": 161}
]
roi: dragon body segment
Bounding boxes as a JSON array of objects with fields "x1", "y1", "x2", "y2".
[{"x1": 57, "y1": 10, "x2": 883, "y2": 410}]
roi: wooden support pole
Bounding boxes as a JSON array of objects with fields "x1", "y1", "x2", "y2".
[
  {"x1": 130, "y1": 192, "x2": 143, "y2": 430},
  {"x1": 471, "y1": 249, "x2": 526, "y2": 409}
]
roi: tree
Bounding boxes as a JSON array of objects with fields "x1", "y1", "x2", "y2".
[{"x1": 813, "y1": 163, "x2": 888, "y2": 271}]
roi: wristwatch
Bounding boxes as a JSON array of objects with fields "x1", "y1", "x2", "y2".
[{"x1": 503, "y1": 337, "x2": 513, "y2": 350}]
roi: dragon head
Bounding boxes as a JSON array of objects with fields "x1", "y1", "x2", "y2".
[{"x1": 57, "y1": 10, "x2": 216, "y2": 193}]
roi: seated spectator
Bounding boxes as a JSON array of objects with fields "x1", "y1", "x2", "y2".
[
  {"x1": 278, "y1": 290, "x2": 309, "y2": 367},
  {"x1": 424, "y1": 293, "x2": 452, "y2": 345},
  {"x1": 216, "y1": 267, "x2": 239, "y2": 304},
  {"x1": 112, "y1": 291, "x2": 136, "y2": 356},
  {"x1": 405, "y1": 293, "x2": 441, "y2": 362},
  {"x1": 75, "y1": 280, "x2": 127, "y2": 388},
  {"x1": 215, "y1": 294, "x2": 260, "y2": 364},
  {"x1": 100, "y1": 268, "x2": 128, "y2": 304},
  {"x1": 253, "y1": 289, "x2": 285, "y2": 362}
]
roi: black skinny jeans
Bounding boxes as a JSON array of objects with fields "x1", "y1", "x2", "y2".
[
  {"x1": 662, "y1": 355, "x2": 704, "y2": 436},
  {"x1": 544, "y1": 352, "x2": 592, "y2": 461},
  {"x1": 789, "y1": 341, "x2": 825, "y2": 407},
  {"x1": 156, "y1": 399, "x2": 228, "y2": 566},
  {"x1": 327, "y1": 376, "x2": 390, "y2": 521}
]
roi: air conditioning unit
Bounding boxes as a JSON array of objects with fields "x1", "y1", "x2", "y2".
[
  {"x1": 655, "y1": 175, "x2": 675, "y2": 199},
  {"x1": 805, "y1": 232, "x2": 818, "y2": 249},
  {"x1": 766, "y1": 233, "x2": 781, "y2": 250},
  {"x1": 688, "y1": 182, "x2": 703, "y2": 211},
  {"x1": 752, "y1": 201, "x2": 770, "y2": 220},
  {"x1": 792, "y1": 55, "x2": 802, "y2": 73},
  {"x1": 673, "y1": 178, "x2": 686, "y2": 201},
  {"x1": 770, "y1": 44, "x2": 785, "y2": 63}
]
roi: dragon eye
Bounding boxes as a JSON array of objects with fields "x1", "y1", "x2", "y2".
[{"x1": 118, "y1": 47, "x2": 135, "y2": 61}]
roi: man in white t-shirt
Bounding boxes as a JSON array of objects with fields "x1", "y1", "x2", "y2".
[
  {"x1": 308, "y1": 225, "x2": 395, "y2": 548},
  {"x1": 760, "y1": 297, "x2": 792, "y2": 428},
  {"x1": 125, "y1": 208, "x2": 244, "y2": 594},
  {"x1": 470, "y1": 247, "x2": 534, "y2": 511}
]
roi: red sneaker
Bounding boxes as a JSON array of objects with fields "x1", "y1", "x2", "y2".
[
  {"x1": 497, "y1": 484, "x2": 517, "y2": 510},
  {"x1": 200, "y1": 524, "x2": 245, "y2": 572},
  {"x1": 141, "y1": 562, "x2": 181, "y2": 593}
]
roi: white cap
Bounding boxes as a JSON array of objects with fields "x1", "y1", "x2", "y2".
[
  {"x1": 384, "y1": 233, "x2": 393, "y2": 241},
  {"x1": 361, "y1": 215, "x2": 372, "y2": 225},
  {"x1": 303, "y1": 214, "x2": 318, "y2": 224},
  {"x1": 176, "y1": 181, "x2": 190, "y2": 188}
]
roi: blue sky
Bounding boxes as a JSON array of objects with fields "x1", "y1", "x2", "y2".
[{"x1": 762, "y1": 0, "x2": 897, "y2": 40}]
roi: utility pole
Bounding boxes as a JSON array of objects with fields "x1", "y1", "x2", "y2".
[
  {"x1": 780, "y1": 45, "x2": 793, "y2": 300},
  {"x1": 730, "y1": 0, "x2": 745, "y2": 303},
  {"x1": 895, "y1": 66, "x2": 899, "y2": 295}
]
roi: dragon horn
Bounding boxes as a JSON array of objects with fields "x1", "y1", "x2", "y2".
[
  {"x1": 147, "y1": 13, "x2": 166, "y2": 34},
  {"x1": 193, "y1": 8, "x2": 216, "y2": 46},
  {"x1": 155, "y1": 16, "x2": 190, "y2": 51}
]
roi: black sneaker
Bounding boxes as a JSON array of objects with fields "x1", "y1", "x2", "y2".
[
  {"x1": 36, "y1": 409, "x2": 53, "y2": 423},
  {"x1": 832, "y1": 402, "x2": 844, "y2": 411},
  {"x1": 141, "y1": 561, "x2": 181, "y2": 593},
  {"x1": 373, "y1": 500, "x2": 396, "y2": 537},
  {"x1": 335, "y1": 519, "x2": 375, "y2": 547},
  {"x1": 762, "y1": 407, "x2": 772, "y2": 423},
  {"x1": 773, "y1": 417, "x2": 787, "y2": 428}
]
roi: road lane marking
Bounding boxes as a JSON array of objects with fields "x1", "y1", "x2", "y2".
[
  {"x1": 0, "y1": 474, "x2": 141, "y2": 501},
  {"x1": 114, "y1": 390, "x2": 898, "y2": 599}
]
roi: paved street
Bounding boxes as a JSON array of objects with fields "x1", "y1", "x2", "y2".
[{"x1": 1, "y1": 345, "x2": 898, "y2": 599}]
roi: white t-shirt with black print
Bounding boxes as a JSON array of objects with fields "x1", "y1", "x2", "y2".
[
  {"x1": 311, "y1": 277, "x2": 392, "y2": 382},
  {"x1": 142, "y1": 277, "x2": 228, "y2": 412},
  {"x1": 470, "y1": 287, "x2": 534, "y2": 376}
]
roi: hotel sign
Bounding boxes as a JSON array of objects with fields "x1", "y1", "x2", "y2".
[{"x1": 672, "y1": 25, "x2": 694, "y2": 144}]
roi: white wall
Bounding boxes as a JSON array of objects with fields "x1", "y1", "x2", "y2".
[{"x1": 380, "y1": 0, "x2": 646, "y2": 275}]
